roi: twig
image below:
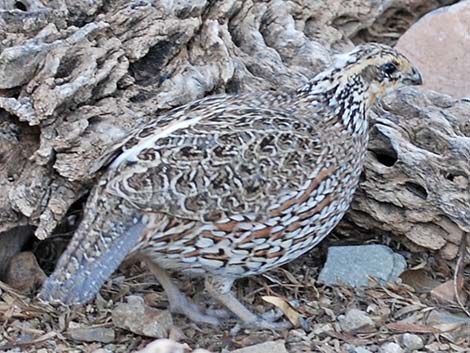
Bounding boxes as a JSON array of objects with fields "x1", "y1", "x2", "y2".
[{"x1": 0, "y1": 331, "x2": 58, "y2": 350}]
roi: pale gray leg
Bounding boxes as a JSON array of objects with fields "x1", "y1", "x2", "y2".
[
  {"x1": 204, "y1": 276, "x2": 292, "y2": 330},
  {"x1": 144, "y1": 259, "x2": 220, "y2": 326}
]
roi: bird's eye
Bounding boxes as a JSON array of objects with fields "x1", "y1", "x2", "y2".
[{"x1": 382, "y1": 62, "x2": 397, "y2": 75}]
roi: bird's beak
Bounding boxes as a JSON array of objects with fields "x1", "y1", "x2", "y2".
[{"x1": 403, "y1": 67, "x2": 423, "y2": 86}]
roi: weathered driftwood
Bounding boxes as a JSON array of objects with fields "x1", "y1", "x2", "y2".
[
  {"x1": 340, "y1": 90, "x2": 470, "y2": 260},
  {"x1": 0, "y1": 0, "x2": 466, "y2": 275}
]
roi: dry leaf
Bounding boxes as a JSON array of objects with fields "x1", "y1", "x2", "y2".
[
  {"x1": 431, "y1": 323, "x2": 465, "y2": 332},
  {"x1": 431, "y1": 279, "x2": 466, "y2": 305},
  {"x1": 262, "y1": 296, "x2": 300, "y2": 327},
  {"x1": 386, "y1": 322, "x2": 439, "y2": 333},
  {"x1": 400, "y1": 269, "x2": 439, "y2": 292}
]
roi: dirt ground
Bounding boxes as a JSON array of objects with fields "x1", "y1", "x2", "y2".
[{"x1": 1, "y1": 231, "x2": 469, "y2": 353}]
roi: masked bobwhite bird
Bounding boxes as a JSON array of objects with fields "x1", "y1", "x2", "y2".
[{"x1": 40, "y1": 43, "x2": 422, "y2": 329}]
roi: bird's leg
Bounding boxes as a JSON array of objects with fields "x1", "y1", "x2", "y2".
[
  {"x1": 144, "y1": 259, "x2": 221, "y2": 326},
  {"x1": 204, "y1": 276, "x2": 292, "y2": 330}
]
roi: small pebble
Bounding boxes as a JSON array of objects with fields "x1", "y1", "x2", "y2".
[
  {"x1": 68, "y1": 326, "x2": 115, "y2": 343},
  {"x1": 229, "y1": 341, "x2": 288, "y2": 353},
  {"x1": 344, "y1": 344, "x2": 373, "y2": 353},
  {"x1": 338, "y1": 309, "x2": 374, "y2": 333},
  {"x1": 112, "y1": 295, "x2": 173, "y2": 338},
  {"x1": 379, "y1": 342, "x2": 404, "y2": 353},
  {"x1": 425, "y1": 342, "x2": 450, "y2": 351},
  {"x1": 134, "y1": 339, "x2": 190, "y2": 353},
  {"x1": 401, "y1": 333, "x2": 424, "y2": 351},
  {"x1": 431, "y1": 280, "x2": 464, "y2": 304},
  {"x1": 354, "y1": 348, "x2": 373, "y2": 353},
  {"x1": 4, "y1": 251, "x2": 46, "y2": 293}
]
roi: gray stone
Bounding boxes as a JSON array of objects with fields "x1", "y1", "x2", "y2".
[
  {"x1": 112, "y1": 295, "x2": 173, "y2": 338},
  {"x1": 134, "y1": 339, "x2": 191, "y2": 353},
  {"x1": 68, "y1": 326, "x2": 115, "y2": 343},
  {"x1": 401, "y1": 333, "x2": 424, "y2": 351},
  {"x1": 229, "y1": 341, "x2": 288, "y2": 353},
  {"x1": 338, "y1": 309, "x2": 374, "y2": 333},
  {"x1": 344, "y1": 345, "x2": 373, "y2": 353},
  {"x1": 379, "y1": 342, "x2": 404, "y2": 353},
  {"x1": 354, "y1": 348, "x2": 373, "y2": 353},
  {"x1": 318, "y1": 245, "x2": 407, "y2": 287}
]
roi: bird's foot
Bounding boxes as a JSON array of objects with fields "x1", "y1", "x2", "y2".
[
  {"x1": 243, "y1": 316, "x2": 292, "y2": 330},
  {"x1": 205, "y1": 276, "x2": 292, "y2": 331},
  {"x1": 206, "y1": 307, "x2": 233, "y2": 319},
  {"x1": 169, "y1": 293, "x2": 221, "y2": 326},
  {"x1": 260, "y1": 308, "x2": 285, "y2": 322},
  {"x1": 144, "y1": 259, "x2": 221, "y2": 326},
  {"x1": 235, "y1": 309, "x2": 291, "y2": 330},
  {"x1": 229, "y1": 312, "x2": 292, "y2": 334}
]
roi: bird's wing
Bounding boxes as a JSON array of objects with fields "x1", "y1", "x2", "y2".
[{"x1": 104, "y1": 93, "x2": 336, "y2": 222}]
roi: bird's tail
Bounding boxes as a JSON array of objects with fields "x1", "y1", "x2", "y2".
[{"x1": 39, "y1": 186, "x2": 145, "y2": 305}]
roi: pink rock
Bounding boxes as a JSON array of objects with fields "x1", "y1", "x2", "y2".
[{"x1": 396, "y1": 2, "x2": 470, "y2": 99}]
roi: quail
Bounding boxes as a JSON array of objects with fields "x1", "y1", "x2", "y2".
[{"x1": 40, "y1": 43, "x2": 422, "y2": 329}]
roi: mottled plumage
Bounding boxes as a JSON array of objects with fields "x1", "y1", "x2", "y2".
[{"x1": 40, "y1": 44, "x2": 422, "y2": 329}]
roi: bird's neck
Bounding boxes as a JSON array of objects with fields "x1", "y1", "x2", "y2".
[{"x1": 299, "y1": 70, "x2": 371, "y2": 136}]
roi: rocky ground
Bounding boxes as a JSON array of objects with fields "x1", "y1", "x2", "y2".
[
  {"x1": 1, "y1": 0, "x2": 469, "y2": 352},
  {"x1": 1, "y1": 230, "x2": 469, "y2": 353}
]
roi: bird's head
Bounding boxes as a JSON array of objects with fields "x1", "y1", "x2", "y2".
[
  {"x1": 331, "y1": 43, "x2": 422, "y2": 107},
  {"x1": 307, "y1": 43, "x2": 422, "y2": 110}
]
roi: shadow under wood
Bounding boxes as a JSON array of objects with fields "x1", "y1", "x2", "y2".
[{"x1": 0, "y1": 226, "x2": 34, "y2": 279}]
